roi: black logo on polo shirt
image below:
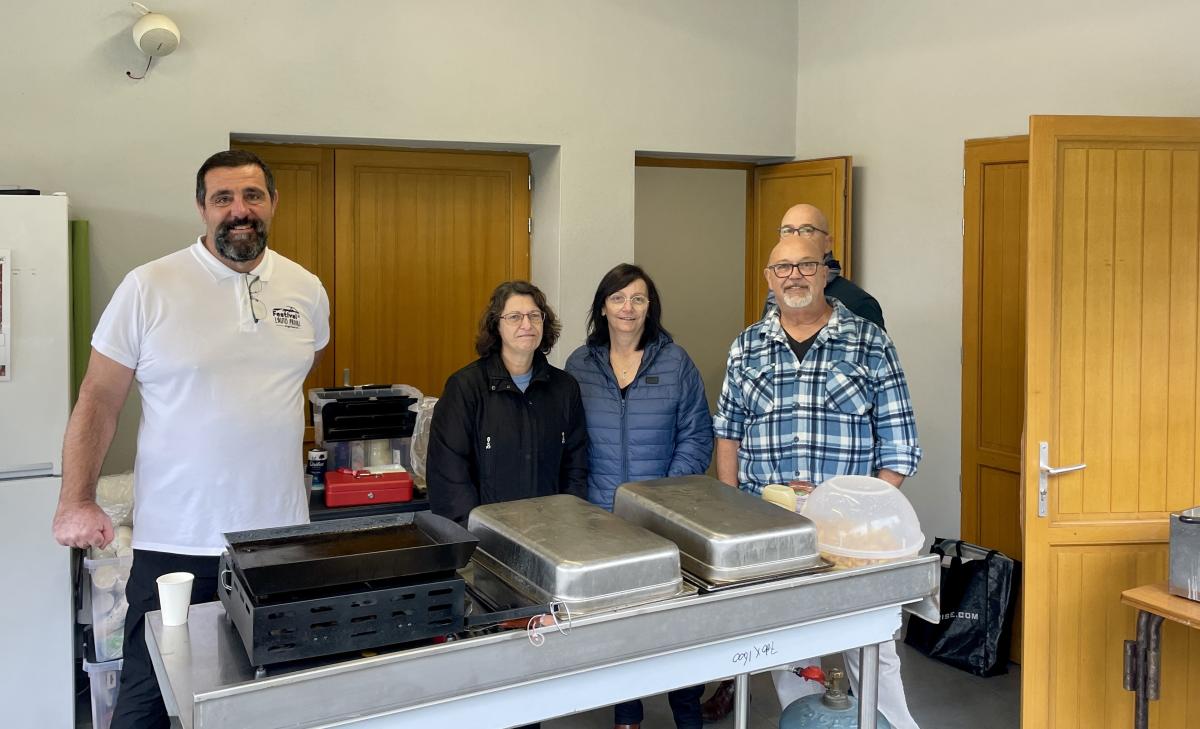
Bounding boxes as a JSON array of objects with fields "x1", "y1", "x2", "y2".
[{"x1": 271, "y1": 306, "x2": 302, "y2": 329}]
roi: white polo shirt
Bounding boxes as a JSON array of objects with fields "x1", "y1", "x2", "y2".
[{"x1": 93, "y1": 239, "x2": 330, "y2": 555}]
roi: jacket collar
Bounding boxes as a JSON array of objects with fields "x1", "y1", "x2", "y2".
[
  {"x1": 587, "y1": 331, "x2": 671, "y2": 382},
  {"x1": 485, "y1": 351, "x2": 552, "y2": 392}
]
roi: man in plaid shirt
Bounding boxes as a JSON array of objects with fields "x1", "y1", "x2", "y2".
[
  {"x1": 710, "y1": 204, "x2": 923, "y2": 729},
  {"x1": 714, "y1": 209, "x2": 920, "y2": 491}
]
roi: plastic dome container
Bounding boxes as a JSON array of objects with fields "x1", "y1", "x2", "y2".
[{"x1": 800, "y1": 475, "x2": 924, "y2": 568}]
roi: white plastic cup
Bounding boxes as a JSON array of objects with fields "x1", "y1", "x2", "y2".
[{"x1": 157, "y1": 572, "x2": 195, "y2": 626}]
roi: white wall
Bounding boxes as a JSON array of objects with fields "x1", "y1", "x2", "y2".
[
  {"x1": 794, "y1": 0, "x2": 1200, "y2": 546},
  {"x1": 634, "y1": 165, "x2": 746, "y2": 412},
  {"x1": 0, "y1": 0, "x2": 798, "y2": 472}
]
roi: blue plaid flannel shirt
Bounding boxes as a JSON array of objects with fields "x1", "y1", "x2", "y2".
[{"x1": 713, "y1": 299, "x2": 921, "y2": 494}]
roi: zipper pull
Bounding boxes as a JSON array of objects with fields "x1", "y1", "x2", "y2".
[
  {"x1": 485, "y1": 436, "x2": 492, "y2": 450},
  {"x1": 561, "y1": 431, "x2": 566, "y2": 444}
]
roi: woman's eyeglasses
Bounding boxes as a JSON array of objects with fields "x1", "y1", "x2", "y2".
[
  {"x1": 607, "y1": 293, "x2": 650, "y2": 308},
  {"x1": 499, "y1": 311, "x2": 546, "y2": 325}
]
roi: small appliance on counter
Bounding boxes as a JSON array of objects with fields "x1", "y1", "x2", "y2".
[
  {"x1": 219, "y1": 512, "x2": 478, "y2": 669},
  {"x1": 1168, "y1": 506, "x2": 1200, "y2": 602},
  {"x1": 308, "y1": 384, "x2": 421, "y2": 506}
]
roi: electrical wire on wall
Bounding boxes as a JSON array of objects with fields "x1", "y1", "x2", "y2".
[{"x1": 126, "y1": 56, "x2": 154, "y2": 80}]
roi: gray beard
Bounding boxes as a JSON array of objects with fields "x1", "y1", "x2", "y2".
[
  {"x1": 215, "y1": 220, "x2": 268, "y2": 262},
  {"x1": 781, "y1": 289, "x2": 814, "y2": 309}
]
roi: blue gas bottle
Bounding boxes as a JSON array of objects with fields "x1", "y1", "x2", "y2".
[{"x1": 778, "y1": 666, "x2": 892, "y2": 729}]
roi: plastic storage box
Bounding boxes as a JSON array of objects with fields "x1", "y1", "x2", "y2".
[
  {"x1": 84, "y1": 553, "x2": 133, "y2": 661},
  {"x1": 801, "y1": 475, "x2": 925, "y2": 568},
  {"x1": 83, "y1": 658, "x2": 123, "y2": 729}
]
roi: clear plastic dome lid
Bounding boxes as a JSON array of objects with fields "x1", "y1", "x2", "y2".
[{"x1": 801, "y1": 475, "x2": 925, "y2": 559}]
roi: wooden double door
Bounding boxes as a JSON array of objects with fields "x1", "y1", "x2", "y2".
[
  {"x1": 234, "y1": 144, "x2": 530, "y2": 400},
  {"x1": 964, "y1": 117, "x2": 1200, "y2": 727}
]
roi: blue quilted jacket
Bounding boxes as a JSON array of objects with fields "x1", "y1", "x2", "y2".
[{"x1": 565, "y1": 333, "x2": 714, "y2": 511}]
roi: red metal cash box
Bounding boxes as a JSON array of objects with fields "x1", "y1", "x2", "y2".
[{"x1": 324, "y1": 469, "x2": 414, "y2": 507}]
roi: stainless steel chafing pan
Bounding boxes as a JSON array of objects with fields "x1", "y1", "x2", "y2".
[
  {"x1": 467, "y1": 494, "x2": 684, "y2": 614},
  {"x1": 613, "y1": 475, "x2": 826, "y2": 584}
]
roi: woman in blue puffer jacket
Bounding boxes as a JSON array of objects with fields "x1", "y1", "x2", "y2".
[{"x1": 565, "y1": 262, "x2": 712, "y2": 729}]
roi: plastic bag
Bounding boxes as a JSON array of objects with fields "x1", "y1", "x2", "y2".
[
  {"x1": 96, "y1": 472, "x2": 134, "y2": 528},
  {"x1": 408, "y1": 396, "x2": 439, "y2": 487},
  {"x1": 904, "y1": 538, "x2": 1019, "y2": 677}
]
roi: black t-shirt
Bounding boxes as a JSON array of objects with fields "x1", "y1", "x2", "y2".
[{"x1": 784, "y1": 328, "x2": 819, "y2": 363}]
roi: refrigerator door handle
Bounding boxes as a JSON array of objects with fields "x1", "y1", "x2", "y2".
[{"x1": 0, "y1": 462, "x2": 55, "y2": 479}]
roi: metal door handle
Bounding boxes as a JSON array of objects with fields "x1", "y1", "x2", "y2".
[
  {"x1": 0, "y1": 462, "x2": 54, "y2": 478},
  {"x1": 1038, "y1": 442, "x2": 1086, "y2": 517}
]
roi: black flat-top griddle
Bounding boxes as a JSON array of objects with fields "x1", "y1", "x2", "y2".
[{"x1": 224, "y1": 512, "x2": 478, "y2": 600}]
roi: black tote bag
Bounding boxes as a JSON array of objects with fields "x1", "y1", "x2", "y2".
[{"x1": 904, "y1": 538, "x2": 1019, "y2": 677}]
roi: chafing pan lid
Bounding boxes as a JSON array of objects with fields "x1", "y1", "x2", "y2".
[
  {"x1": 467, "y1": 494, "x2": 681, "y2": 604},
  {"x1": 613, "y1": 476, "x2": 820, "y2": 568}
]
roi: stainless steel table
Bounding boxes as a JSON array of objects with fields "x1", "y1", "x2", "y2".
[{"x1": 149, "y1": 555, "x2": 938, "y2": 729}]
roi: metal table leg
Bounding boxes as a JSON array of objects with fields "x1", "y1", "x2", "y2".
[
  {"x1": 858, "y1": 642, "x2": 880, "y2": 729},
  {"x1": 1124, "y1": 609, "x2": 1164, "y2": 729},
  {"x1": 733, "y1": 672, "x2": 750, "y2": 729}
]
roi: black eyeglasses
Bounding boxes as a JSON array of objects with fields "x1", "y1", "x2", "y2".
[
  {"x1": 766, "y1": 261, "x2": 823, "y2": 278},
  {"x1": 246, "y1": 274, "x2": 265, "y2": 323},
  {"x1": 779, "y1": 224, "x2": 828, "y2": 238}
]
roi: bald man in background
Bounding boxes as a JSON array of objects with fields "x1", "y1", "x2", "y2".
[{"x1": 762, "y1": 203, "x2": 884, "y2": 330}]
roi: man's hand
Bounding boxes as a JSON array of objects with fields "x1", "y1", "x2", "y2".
[{"x1": 52, "y1": 501, "x2": 114, "y2": 549}]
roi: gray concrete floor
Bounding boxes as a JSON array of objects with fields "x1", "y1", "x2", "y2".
[{"x1": 544, "y1": 642, "x2": 1020, "y2": 729}]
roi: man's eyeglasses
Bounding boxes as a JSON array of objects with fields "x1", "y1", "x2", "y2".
[
  {"x1": 499, "y1": 311, "x2": 546, "y2": 325},
  {"x1": 766, "y1": 261, "x2": 822, "y2": 278},
  {"x1": 607, "y1": 293, "x2": 650, "y2": 308},
  {"x1": 247, "y1": 274, "x2": 266, "y2": 324},
  {"x1": 778, "y1": 224, "x2": 828, "y2": 238}
]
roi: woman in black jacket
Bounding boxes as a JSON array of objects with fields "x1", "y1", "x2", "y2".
[{"x1": 427, "y1": 280, "x2": 589, "y2": 525}]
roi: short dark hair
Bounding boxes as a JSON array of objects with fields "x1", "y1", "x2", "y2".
[
  {"x1": 195, "y1": 150, "x2": 277, "y2": 207},
  {"x1": 585, "y1": 263, "x2": 670, "y2": 351},
  {"x1": 474, "y1": 280, "x2": 562, "y2": 357}
]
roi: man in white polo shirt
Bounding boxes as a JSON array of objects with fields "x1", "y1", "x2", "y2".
[{"x1": 52, "y1": 149, "x2": 329, "y2": 729}]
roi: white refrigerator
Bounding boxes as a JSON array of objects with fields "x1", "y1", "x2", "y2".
[{"x1": 0, "y1": 193, "x2": 76, "y2": 727}]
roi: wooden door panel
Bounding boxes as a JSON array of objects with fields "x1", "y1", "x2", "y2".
[
  {"x1": 335, "y1": 149, "x2": 530, "y2": 397},
  {"x1": 962, "y1": 138, "x2": 1028, "y2": 663},
  {"x1": 748, "y1": 157, "x2": 851, "y2": 324},
  {"x1": 1048, "y1": 544, "x2": 1200, "y2": 728},
  {"x1": 1024, "y1": 116, "x2": 1200, "y2": 729},
  {"x1": 960, "y1": 136, "x2": 1027, "y2": 661},
  {"x1": 977, "y1": 160, "x2": 1027, "y2": 457},
  {"x1": 1052, "y1": 144, "x2": 1200, "y2": 522},
  {"x1": 977, "y1": 466, "x2": 1022, "y2": 559}
]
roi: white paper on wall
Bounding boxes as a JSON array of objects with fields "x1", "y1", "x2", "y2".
[{"x1": 0, "y1": 248, "x2": 10, "y2": 380}]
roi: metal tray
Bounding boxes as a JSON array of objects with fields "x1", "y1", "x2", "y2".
[
  {"x1": 224, "y1": 512, "x2": 478, "y2": 598},
  {"x1": 1168, "y1": 506, "x2": 1200, "y2": 601},
  {"x1": 467, "y1": 494, "x2": 684, "y2": 615},
  {"x1": 613, "y1": 476, "x2": 825, "y2": 584}
]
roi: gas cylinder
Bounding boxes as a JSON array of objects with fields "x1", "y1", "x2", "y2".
[{"x1": 778, "y1": 666, "x2": 892, "y2": 729}]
